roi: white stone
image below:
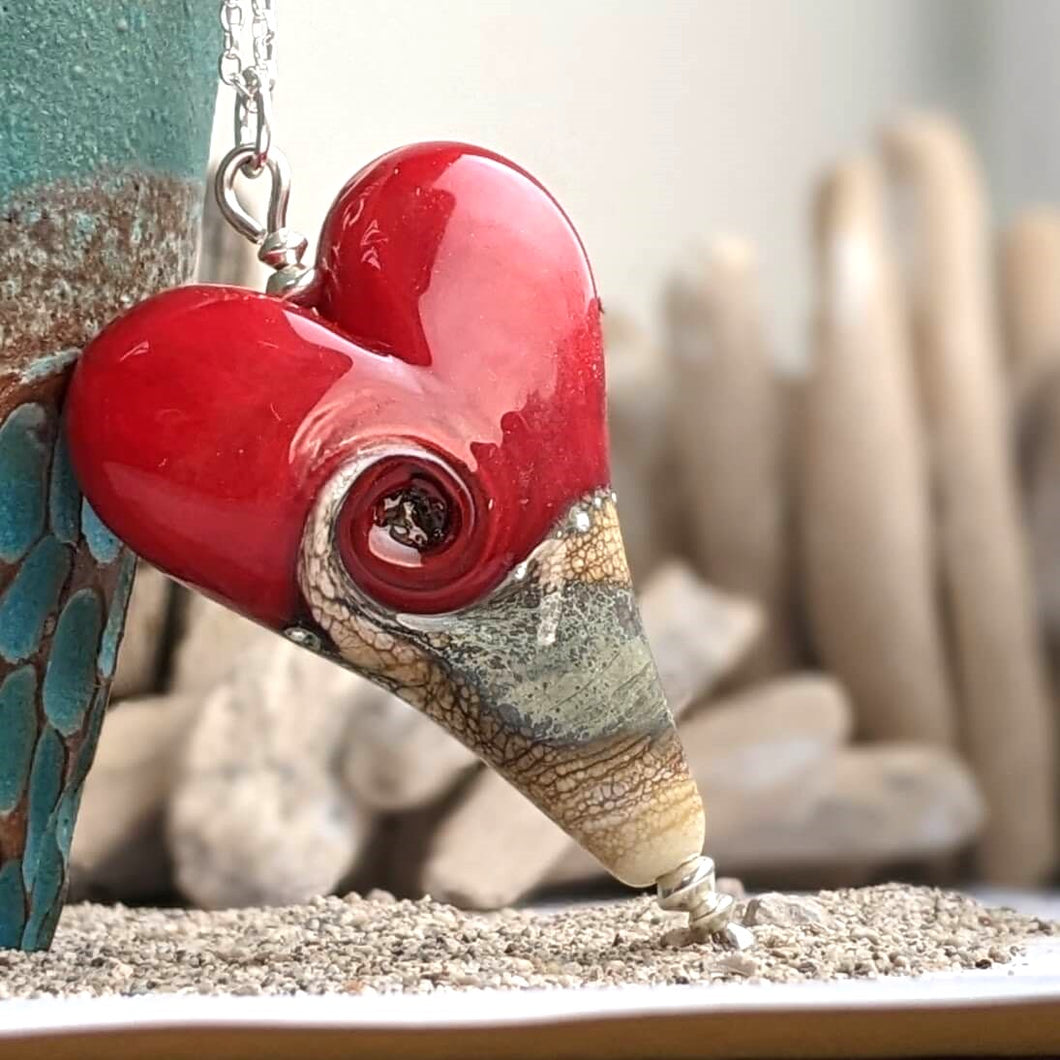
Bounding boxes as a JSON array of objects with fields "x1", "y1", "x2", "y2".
[
  {"x1": 70, "y1": 694, "x2": 200, "y2": 899},
  {"x1": 170, "y1": 590, "x2": 269, "y2": 694},
  {"x1": 341, "y1": 687, "x2": 478, "y2": 812},
  {"x1": 168, "y1": 637, "x2": 371, "y2": 908}
]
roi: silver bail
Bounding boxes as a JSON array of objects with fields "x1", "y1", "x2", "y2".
[{"x1": 214, "y1": 144, "x2": 318, "y2": 303}]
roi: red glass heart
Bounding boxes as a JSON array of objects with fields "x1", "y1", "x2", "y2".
[{"x1": 65, "y1": 143, "x2": 609, "y2": 626}]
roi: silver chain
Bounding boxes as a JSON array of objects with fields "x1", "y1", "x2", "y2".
[
  {"x1": 214, "y1": 0, "x2": 316, "y2": 302},
  {"x1": 219, "y1": 0, "x2": 276, "y2": 101},
  {"x1": 219, "y1": 0, "x2": 277, "y2": 171}
]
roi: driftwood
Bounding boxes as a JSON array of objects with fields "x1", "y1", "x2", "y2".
[
  {"x1": 1017, "y1": 361, "x2": 1060, "y2": 649},
  {"x1": 796, "y1": 158, "x2": 955, "y2": 745},
  {"x1": 555, "y1": 739, "x2": 982, "y2": 886},
  {"x1": 665, "y1": 239, "x2": 795, "y2": 673},
  {"x1": 603, "y1": 315, "x2": 682, "y2": 583},
  {"x1": 170, "y1": 590, "x2": 266, "y2": 694},
  {"x1": 1002, "y1": 208, "x2": 1060, "y2": 385},
  {"x1": 882, "y1": 113, "x2": 1056, "y2": 883},
  {"x1": 341, "y1": 685, "x2": 478, "y2": 812},
  {"x1": 1007, "y1": 212, "x2": 1060, "y2": 644},
  {"x1": 549, "y1": 680, "x2": 980, "y2": 884}
]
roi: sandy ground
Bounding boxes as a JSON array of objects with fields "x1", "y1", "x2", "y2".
[{"x1": 0, "y1": 884, "x2": 1053, "y2": 998}]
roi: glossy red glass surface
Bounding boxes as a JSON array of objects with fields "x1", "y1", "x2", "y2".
[{"x1": 66, "y1": 142, "x2": 609, "y2": 626}]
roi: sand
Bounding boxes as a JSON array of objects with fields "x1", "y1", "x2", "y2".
[{"x1": 0, "y1": 885, "x2": 1052, "y2": 998}]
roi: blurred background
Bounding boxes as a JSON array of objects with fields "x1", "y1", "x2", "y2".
[
  {"x1": 71, "y1": 0, "x2": 1060, "y2": 912},
  {"x1": 216, "y1": 0, "x2": 1060, "y2": 359}
]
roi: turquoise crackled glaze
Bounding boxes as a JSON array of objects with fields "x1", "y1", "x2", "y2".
[
  {"x1": 0, "y1": 2, "x2": 216, "y2": 204},
  {"x1": 0, "y1": 1, "x2": 216, "y2": 950}
]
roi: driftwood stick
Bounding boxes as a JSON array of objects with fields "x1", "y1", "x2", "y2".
[
  {"x1": 169, "y1": 591, "x2": 267, "y2": 694},
  {"x1": 554, "y1": 703, "x2": 982, "y2": 888},
  {"x1": 1017, "y1": 362, "x2": 1060, "y2": 650},
  {"x1": 665, "y1": 239, "x2": 795, "y2": 674},
  {"x1": 882, "y1": 113, "x2": 1056, "y2": 883},
  {"x1": 1001, "y1": 208, "x2": 1060, "y2": 385},
  {"x1": 340, "y1": 687, "x2": 478, "y2": 813},
  {"x1": 796, "y1": 158, "x2": 956, "y2": 745},
  {"x1": 603, "y1": 315, "x2": 682, "y2": 584}
]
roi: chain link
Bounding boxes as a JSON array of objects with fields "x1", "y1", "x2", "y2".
[
  {"x1": 219, "y1": 0, "x2": 276, "y2": 100},
  {"x1": 219, "y1": 0, "x2": 277, "y2": 171},
  {"x1": 214, "y1": 1, "x2": 316, "y2": 300}
]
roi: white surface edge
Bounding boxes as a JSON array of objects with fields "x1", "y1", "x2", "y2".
[{"x1": 0, "y1": 937, "x2": 1057, "y2": 1039}]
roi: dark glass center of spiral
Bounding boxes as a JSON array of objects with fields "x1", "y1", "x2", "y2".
[{"x1": 375, "y1": 484, "x2": 451, "y2": 552}]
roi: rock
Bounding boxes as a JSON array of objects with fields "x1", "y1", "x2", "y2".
[
  {"x1": 719, "y1": 744, "x2": 985, "y2": 873},
  {"x1": 418, "y1": 566, "x2": 762, "y2": 908},
  {"x1": 70, "y1": 694, "x2": 200, "y2": 900},
  {"x1": 1001, "y1": 208, "x2": 1060, "y2": 383},
  {"x1": 883, "y1": 113, "x2": 1056, "y2": 883},
  {"x1": 715, "y1": 952, "x2": 759, "y2": 978},
  {"x1": 604, "y1": 314, "x2": 682, "y2": 584},
  {"x1": 682, "y1": 674, "x2": 851, "y2": 839},
  {"x1": 169, "y1": 590, "x2": 267, "y2": 694},
  {"x1": 549, "y1": 674, "x2": 852, "y2": 888},
  {"x1": 744, "y1": 892, "x2": 828, "y2": 928},
  {"x1": 796, "y1": 158, "x2": 956, "y2": 745},
  {"x1": 110, "y1": 564, "x2": 173, "y2": 700},
  {"x1": 637, "y1": 562, "x2": 762, "y2": 716},
  {"x1": 665, "y1": 239, "x2": 795, "y2": 673},
  {"x1": 716, "y1": 876, "x2": 746, "y2": 899},
  {"x1": 419, "y1": 780, "x2": 553, "y2": 910},
  {"x1": 167, "y1": 637, "x2": 372, "y2": 908},
  {"x1": 365, "y1": 887, "x2": 397, "y2": 905},
  {"x1": 341, "y1": 685, "x2": 478, "y2": 811}
]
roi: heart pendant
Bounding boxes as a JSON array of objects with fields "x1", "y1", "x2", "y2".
[{"x1": 65, "y1": 142, "x2": 707, "y2": 892}]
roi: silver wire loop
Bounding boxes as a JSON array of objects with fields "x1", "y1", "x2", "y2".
[
  {"x1": 214, "y1": 145, "x2": 317, "y2": 302},
  {"x1": 215, "y1": 145, "x2": 292, "y2": 245},
  {"x1": 215, "y1": 1, "x2": 314, "y2": 301},
  {"x1": 232, "y1": 81, "x2": 273, "y2": 175}
]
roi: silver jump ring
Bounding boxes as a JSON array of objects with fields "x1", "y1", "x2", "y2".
[
  {"x1": 232, "y1": 82, "x2": 273, "y2": 175},
  {"x1": 214, "y1": 144, "x2": 292, "y2": 245}
]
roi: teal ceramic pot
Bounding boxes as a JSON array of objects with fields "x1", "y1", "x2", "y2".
[{"x1": 0, "y1": 1, "x2": 216, "y2": 949}]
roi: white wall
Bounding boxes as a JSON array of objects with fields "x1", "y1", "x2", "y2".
[
  {"x1": 213, "y1": 1, "x2": 1050, "y2": 361},
  {"x1": 981, "y1": 0, "x2": 1060, "y2": 221}
]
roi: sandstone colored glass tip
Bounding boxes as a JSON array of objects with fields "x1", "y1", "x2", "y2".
[{"x1": 65, "y1": 143, "x2": 740, "y2": 941}]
